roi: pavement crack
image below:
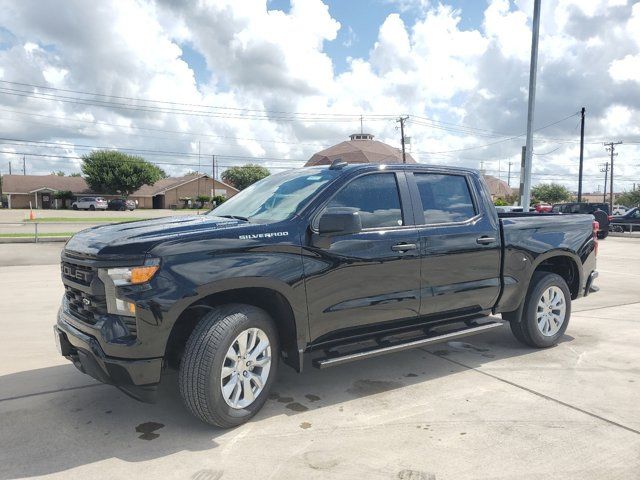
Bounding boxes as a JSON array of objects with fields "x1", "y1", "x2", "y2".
[
  {"x1": 0, "y1": 383, "x2": 105, "y2": 403},
  {"x1": 573, "y1": 301, "x2": 640, "y2": 313},
  {"x1": 421, "y1": 348, "x2": 640, "y2": 436}
]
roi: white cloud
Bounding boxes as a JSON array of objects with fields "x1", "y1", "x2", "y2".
[{"x1": 0, "y1": 0, "x2": 638, "y2": 192}]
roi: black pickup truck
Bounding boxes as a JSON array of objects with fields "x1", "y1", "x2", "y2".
[{"x1": 55, "y1": 163, "x2": 598, "y2": 428}]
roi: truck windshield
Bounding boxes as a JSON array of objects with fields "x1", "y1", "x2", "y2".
[{"x1": 210, "y1": 168, "x2": 338, "y2": 222}]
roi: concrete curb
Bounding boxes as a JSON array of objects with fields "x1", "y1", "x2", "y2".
[
  {"x1": 609, "y1": 232, "x2": 640, "y2": 239},
  {"x1": 0, "y1": 237, "x2": 70, "y2": 244}
]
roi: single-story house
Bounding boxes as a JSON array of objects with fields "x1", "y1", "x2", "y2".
[{"x1": 1, "y1": 173, "x2": 238, "y2": 209}]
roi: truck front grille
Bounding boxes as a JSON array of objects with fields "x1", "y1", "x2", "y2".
[{"x1": 64, "y1": 285, "x2": 107, "y2": 324}]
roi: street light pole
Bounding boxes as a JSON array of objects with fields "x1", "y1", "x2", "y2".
[
  {"x1": 577, "y1": 106, "x2": 585, "y2": 202},
  {"x1": 520, "y1": 0, "x2": 542, "y2": 210}
]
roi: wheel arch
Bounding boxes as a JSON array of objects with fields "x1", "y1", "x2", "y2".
[
  {"x1": 165, "y1": 285, "x2": 303, "y2": 372},
  {"x1": 530, "y1": 252, "x2": 581, "y2": 300}
]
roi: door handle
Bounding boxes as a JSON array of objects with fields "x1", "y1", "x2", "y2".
[
  {"x1": 391, "y1": 243, "x2": 417, "y2": 252},
  {"x1": 476, "y1": 236, "x2": 496, "y2": 245}
]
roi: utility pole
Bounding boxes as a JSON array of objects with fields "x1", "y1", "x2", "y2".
[
  {"x1": 8, "y1": 161, "x2": 11, "y2": 175},
  {"x1": 520, "y1": 0, "x2": 542, "y2": 210},
  {"x1": 604, "y1": 141, "x2": 622, "y2": 212},
  {"x1": 519, "y1": 146, "x2": 526, "y2": 206},
  {"x1": 197, "y1": 141, "x2": 201, "y2": 198},
  {"x1": 397, "y1": 116, "x2": 409, "y2": 164},
  {"x1": 479, "y1": 160, "x2": 485, "y2": 174},
  {"x1": 507, "y1": 161, "x2": 513, "y2": 187},
  {"x1": 600, "y1": 162, "x2": 609, "y2": 203},
  {"x1": 577, "y1": 106, "x2": 585, "y2": 202},
  {"x1": 360, "y1": 115, "x2": 364, "y2": 134},
  {"x1": 23, "y1": 155, "x2": 26, "y2": 175}
]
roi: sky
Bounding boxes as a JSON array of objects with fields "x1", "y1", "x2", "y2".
[{"x1": 0, "y1": 0, "x2": 639, "y2": 193}]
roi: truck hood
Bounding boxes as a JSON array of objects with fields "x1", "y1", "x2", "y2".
[{"x1": 64, "y1": 215, "x2": 249, "y2": 256}]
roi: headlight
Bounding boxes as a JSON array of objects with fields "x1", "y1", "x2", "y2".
[
  {"x1": 107, "y1": 265, "x2": 160, "y2": 286},
  {"x1": 98, "y1": 259, "x2": 160, "y2": 317}
]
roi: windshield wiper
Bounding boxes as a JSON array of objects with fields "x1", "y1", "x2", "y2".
[{"x1": 217, "y1": 214, "x2": 250, "y2": 222}]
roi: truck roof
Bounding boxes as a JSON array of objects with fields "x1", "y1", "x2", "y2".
[{"x1": 314, "y1": 162, "x2": 478, "y2": 175}]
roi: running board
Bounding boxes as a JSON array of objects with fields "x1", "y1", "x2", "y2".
[{"x1": 312, "y1": 318, "x2": 503, "y2": 369}]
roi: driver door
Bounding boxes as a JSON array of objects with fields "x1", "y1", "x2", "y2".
[{"x1": 302, "y1": 171, "x2": 421, "y2": 342}]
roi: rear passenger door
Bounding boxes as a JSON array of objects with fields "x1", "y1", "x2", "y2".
[{"x1": 408, "y1": 171, "x2": 501, "y2": 319}]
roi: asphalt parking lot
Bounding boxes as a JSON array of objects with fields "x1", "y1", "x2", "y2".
[{"x1": 0, "y1": 238, "x2": 639, "y2": 479}]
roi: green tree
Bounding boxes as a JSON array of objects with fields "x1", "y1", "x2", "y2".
[
  {"x1": 531, "y1": 183, "x2": 572, "y2": 204},
  {"x1": 69, "y1": 173, "x2": 82, "y2": 177},
  {"x1": 81, "y1": 150, "x2": 166, "y2": 197},
  {"x1": 51, "y1": 170, "x2": 65, "y2": 176},
  {"x1": 53, "y1": 190, "x2": 74, "y2": 209},
  {"x1": 617, "y1": 188, "x2": 640, "y2": 207},
  {"x1": 211, "y1": 195, "x2": 227, "y2": 206},
  {"x1": 221, "y1": 164, "x2": 270, "y2": 190}
]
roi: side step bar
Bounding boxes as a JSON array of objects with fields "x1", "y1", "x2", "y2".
[{"x1": 313, "y1": 318, "x2": 503, "y2": 369}]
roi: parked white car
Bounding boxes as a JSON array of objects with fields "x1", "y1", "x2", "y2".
[
  {"x1": 72, "y1": 197, "x2": 108, "y2": 210},
  {"x1": 613, "y1": 206, "x2": 628, "y2": 216}
]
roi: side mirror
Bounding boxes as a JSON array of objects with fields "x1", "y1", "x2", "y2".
[{"x1": 318, "y1": 209, "x2": 362, "y2": 236}]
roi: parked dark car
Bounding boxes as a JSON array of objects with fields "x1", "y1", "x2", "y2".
[
  {"x1": 55, "y1": 163, "x2": 598, "y2": 428},
  {"x1": 610, "y1": 207, "x2": 640, "y2": 232},
  {"x1": 107, "y1": 199, "x2": 136, "y2": 211},
  {"x1": 552, "y1": 202, "x2": 610, "y2": 239}
]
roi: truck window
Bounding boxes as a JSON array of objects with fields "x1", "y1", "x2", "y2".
[
  {"x1": 414, "y1": 174, "x2": 476, "y2": 224},
  {"x1": 325, "y1": 173, "x2": 403, "y2": 229}
]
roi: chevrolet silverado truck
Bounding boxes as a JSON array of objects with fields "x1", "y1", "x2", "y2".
[{"x1": 55, "y1": 162, "x2": 598, "y2": 428}]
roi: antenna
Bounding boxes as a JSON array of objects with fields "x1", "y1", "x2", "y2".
[{"x1": 329, "y1": 158, "x2": 348, "y2": 170}]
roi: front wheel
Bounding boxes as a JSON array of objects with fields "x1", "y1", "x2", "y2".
[
  {"x1": 89, "y1": 205, "x2": 95, "y2": 211},
  {"x1": 509, "y1": 272, "x2": 571, "y2": 348},
  {"x1": 179, "y1": 304, "x2": 279, "y2": 428}
]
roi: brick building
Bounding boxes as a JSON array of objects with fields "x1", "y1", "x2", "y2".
[{"x1": 1, "y1": 173, "x2": 238, "y2": 209}]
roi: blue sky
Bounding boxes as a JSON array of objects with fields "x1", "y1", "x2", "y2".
[{"x1": 181, "y1": 0, "x2": 488, "y2": 82}]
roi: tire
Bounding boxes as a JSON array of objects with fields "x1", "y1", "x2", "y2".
[
  {"x1": 119, "y1": 206, "x2": 126, "y2": 211},
  {"x1": 89, "y1": 205, "x2": 95, "y2": 211},
  {"x1": 509, "y1": 272, "x2": 571, "y2": 348},
  {"x1": 179, "y1": 304, "x2": 279, "y2": 428},
  {"x1": 611, "y1": 225, "x2": 624, "y2": 233},
  {"x1": 72, "y1": 204, "x2": 78, "y2": 210},
  {"x1": 597, "y1": 230, "x2": 608, "y2": 239}
]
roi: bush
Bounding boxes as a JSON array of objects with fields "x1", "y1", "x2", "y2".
[{"x1": 211, "y1": 195, "x2": 227, "y2": 207}]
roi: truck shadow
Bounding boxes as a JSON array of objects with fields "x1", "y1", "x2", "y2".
[{"x1": 0, "y1": 323, "x2": 570, "y2": 479}]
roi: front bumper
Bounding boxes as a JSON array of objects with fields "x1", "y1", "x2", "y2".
[{"x1": 55, "y1": 309, "x2": 162, "y2": 402}]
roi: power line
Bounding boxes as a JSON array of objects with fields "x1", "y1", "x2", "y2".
[
  {"x1": 0, "y1": 79, "x2": 396, "y2": 118},
  {"x1": 0, "y1": 107, "x2": 341, "y2": 148},
  {"x1": 0, "y1": 149, "x2": 295, "y2": 170},
  {"x1": 0, "y1": 137, "x2": 307, "y2": 163},
  {"x1": 0, "y1": 85, "x2": 396, "y2": 123},
  {"x1": 413, "y1": 112, "x2": 580, "y2": 155}
]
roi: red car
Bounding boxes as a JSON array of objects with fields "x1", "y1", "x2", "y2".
[{"x1": 535, "y1": 203, "x2": 552, "y2": 213}]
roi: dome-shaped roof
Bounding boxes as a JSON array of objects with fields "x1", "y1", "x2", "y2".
[{"x1": 305, "y1": 133, "x2": 416, "y2": 166}]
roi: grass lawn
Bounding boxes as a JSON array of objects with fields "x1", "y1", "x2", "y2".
[
  {"x1": 0, "y1": 232, "x2": 74, "y2": 238},
  {"x1": 24, "y1": 217, "x2": 151, "y2": 223}
]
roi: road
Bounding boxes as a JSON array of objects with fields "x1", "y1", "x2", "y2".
[
  {"x1": 0, "y1": 238, "x2": 638, "y2": 479},
  {"x1": 0, "y1": 209, "x2": 207, "y2": 237}
]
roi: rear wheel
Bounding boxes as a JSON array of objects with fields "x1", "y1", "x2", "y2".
[
  {"x1": 508, "y1": 272, "x2": 571, "y2": 348},
  {"x1": 89, "y1": 205, "x2": 95, "y2": 211},
  {"x1": 179, "y1": 304, "x2": 278, "y2": 428},
  {"x1": 72, "y1": 204, "x2": 78, "y2": 210}
]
